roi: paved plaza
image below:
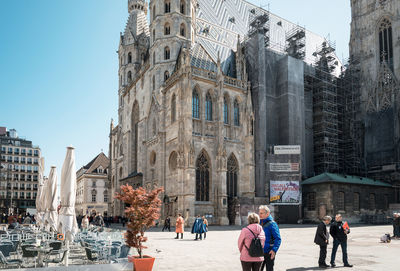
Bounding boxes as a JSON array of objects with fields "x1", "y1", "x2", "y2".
[{"x1": 142, "y1": 225, "x2": 398, "y2": 271}]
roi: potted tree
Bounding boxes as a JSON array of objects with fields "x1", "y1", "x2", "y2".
[{"x1": 115, "y1": 184, "x2": 163, "y2": 271}]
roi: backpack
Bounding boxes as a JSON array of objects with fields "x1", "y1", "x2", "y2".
[{"x1": 244, "y1": 227, "x2": 264, "y2": 257}]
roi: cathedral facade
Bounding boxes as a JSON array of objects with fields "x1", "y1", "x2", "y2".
[{"x1": 109, "y1": 0, "x2": 255, "y2": 225}]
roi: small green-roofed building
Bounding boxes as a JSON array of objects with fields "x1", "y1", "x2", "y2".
[{"x1": 302, "y1": 173, "x2": 394, "y2": 223}]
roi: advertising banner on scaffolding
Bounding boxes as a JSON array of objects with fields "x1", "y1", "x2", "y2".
[{"x1": 269, "y1": 180, "x2": 301, "y2": 205}]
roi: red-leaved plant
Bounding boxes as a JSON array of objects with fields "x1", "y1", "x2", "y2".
[{"x1": 115, "y1": 185, "x2": 164, "y2": 258}]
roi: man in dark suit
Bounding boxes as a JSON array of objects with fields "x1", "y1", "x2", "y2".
[
  {"x1": 330, "y1": 214, "x2": 353, "y2": 268},
  {"x1": 314, "y1": 216, "x2": 332, "y2": 268}
]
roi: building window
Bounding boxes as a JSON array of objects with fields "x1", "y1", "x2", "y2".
[
  {"x1": 164, "y1": 0, "x2": 171, "y2": 13},
  {"x1": 164, "y1": 70, "x2": 170, "y2": 82},
  {"x1": 152, "y1": 75, "x2": 155, "y2": 91},
  {"x1": 205, "y1": 93, "x2": 212, "y2": 121},
  {"x1": 192, "y1": 89, "x2": 200, "y2": 119},
  {"x1": 153, "y1": 51, "x2": 155, "y2": 65},
  {"x1": 353, "y1": 192, "x2": 360, "y2": 211},
  {"x1": 234, "y1": 100, "x2": 240, "y2": 126},
  {"x1": 152, "y1": 120, "x2": 157, "y2": 137},
  {"x1": 307, "y1": 193, "x2": 316, "y2": 211},
  {"x1": 226, "y1": 154, "x2": 238, "y2": 197},
  {"x1": 120, "y1": 144, "x2": 123, "y2": 156},
  {"x1": 180, "y1": 23, "x2": 186, "y2": 37},
  {"x1": 92, "y1": 181, "x2": 96, "y2": 187},
  {"x1": 164, "y1": 23, "x2": 170, "y2": 35},
  {"x1": 369, "y1": 193, "x2": 376, "y2": 210},
  {"x1": 223, "y1": 97, "x2": 229, "y2": 124},
  {"x1": 164, "y1": 46, "x2": 170, "y2": 60},
  {"x1": 180, "y1": 0, "x2": 185, "y2": 14},
  {"x1": 337, "y1": 191, "x2": 345, "y2": 211},
  {"x1": 92, "y1": 190, "x2": 97, "y2": 203},
  {"x1": 128, "y1": 52, "x2": 132, "y2": 64},
  {"x1": 379, "y1": 18, "x2": 393, "y2": 70},
  {"x1": 104, "y1": 191, "x2": 108, "y2": 203},
  {"x1": 152, "y1": 29, "x2": 155, "y2": 44},
  {"x1": 196, "y1": 152, "x2": 210, "y2": 201},
  {"x1": 127, "y1": 71, "x2": 132, "y2": 82},
  {"x1": 169, "y1": 151, "x2": 178, "y2": 172},
  {"x1": 171, "y1": 94, "x2": 176, "y2": 123}
]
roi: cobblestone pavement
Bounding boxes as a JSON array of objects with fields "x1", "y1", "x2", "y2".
[{"x1": 142, "y1": 225, "x2": 399, "y2": 271}]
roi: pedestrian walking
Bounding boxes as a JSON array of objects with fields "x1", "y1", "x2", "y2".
[
  {"x1": 202, "y1": 216, "x2": 208, "y2": 239},
  {"x1": 191, "y1": 215, "x2": 205, "y2": 240},
  {"x1": 330, "y1": 214, "x2": 353, "y2": 268},
  {"x1": 175, "y1": 213, "x2": 184, "y2": 239},
  {"x1": 238, "y1": 213, "x2": 266, "y2": 271},
  {"x1": 162, "y1": 216, "x2": 171, "y2": 232},
  {"x1": 393, "y1": 213, "x2": 400, "y2": 239},
  {"x1": 258, "y1": 205, "x2": 281, "y2": 271},
  {"x1": 314, "y1": 216, "x2": 332, "y2": 268}
]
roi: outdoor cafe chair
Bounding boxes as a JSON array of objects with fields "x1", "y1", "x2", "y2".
[
  {"x1": 21, "y1": 244, "x2": 38, "y2": 268},
  {"x1": 48, "y1": 241, "x2": 63, "y2": 258},
  {"x1": 118, "y1": 245, "x2": 130, "y2": 259},
  {"x1": 43, "y1": 249, "x2": 68, "y2": 267},
  {"x1": 0, "y1": 251, "x2": 22, "y2": 269},
  {"x1": 84, "y1": 247, "x2": 99, "y2": 264}
]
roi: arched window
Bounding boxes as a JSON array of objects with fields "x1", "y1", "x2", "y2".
[
  {"x1": 119, "y1": 167, "x2": 123, "y2": 178},
  {"x1": 353, "y1": 192, "x2": 360, "y2": 211},
  {"x1": 192, "y1": 89, "x2": 200, "y2": 119},
  {"x1": 234, "y1": 100, "x2": 240, "y2": 126},
  {"x1": 152, "y1": 5, "x2": 156, "y2": 21},
  {"x1": 119, "y1": 144, "x2": 123, "y2": 156},
  {"x1": 164, "y1": 0, "x2": 171, "y2": 13},
  {"x1": 180, "y1": 0, "x2": 185, "y2": 14},
  {"x1": 152, "y1": 120, "x2": 157, "y2": 137},
  {"x1": 164, "y1": 70, "x2": 170, "y2": 82},
  {"x1": 127, "y1": 71, "x2": 132, "y2": 82},
  {"x1": 164, "y1": 47, "x2": 170, "y2": 60},
  {"x1": 196, "y1": 152, "x2": 210, "y2": 201},
  {"x1": 369, "y1": 193, "x2": 376, "y2": 210},
  {"x1": 104, "y1": 190, "x2": 108, "y2": 203},
  {"x1": 153, "y1": 51, "x2": 156, "y2": 65},
  {"x1": 337, "y1": 191, "x2": 345, "y2": 211},
  {"x1": 223, "y1": 97, "x2": 229, "y2": 124},
  {"x1": 152, "y1": 29, "x2": 155, "y2": 43},
  {"x1": 180, "y1": 23, "x2": 186, "y2": 37},
  {"x1": 169, "y1": 151, "x2": 177, "y2": 172},
  {"x1": 226, "y1": 154, "x2": 238, "y2": 198},
  {"x1": 205, "y1": 93, "x2": 212, "y2": 121},
  {"x1": 171, "y1": 94, "x2": 176, "y2": 123},
  {"x1": 91, "y1": 189, "x2": 97, "y2": 203},
  {"x1": 379, "y1": 18, "x2": 393, "y2": 69},
  {"x1": 128, "y1": 52, "x2": 132, "y2": 64},
  {"x1": 164, "y1": 23, "x2": 171, "y2": 35},
  {"x1": 152, "y1": 75, "x2": 155, "y2": 91}
]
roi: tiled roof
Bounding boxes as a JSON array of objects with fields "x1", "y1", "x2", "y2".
[
  {"x1": 302, "y1": 173, "x2": 392, "y2": 187},
  {"x1": 190, "y1": 43, "x2": 217, "y2": 72},
  {"x1": 77, "y1": 152, "x2": 109, "y2": 178}
]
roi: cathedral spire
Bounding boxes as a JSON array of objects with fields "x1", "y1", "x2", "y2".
[{"x1": 128, "y1": 0, "x2": 148, "y2": 14}]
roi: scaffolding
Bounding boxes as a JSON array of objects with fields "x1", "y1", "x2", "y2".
[
  {"x1": 305, "y1": 40, "x2": 340, "y2": 175},
  {"x1": 247, "y1": 8, "x2": 270, "y2": 47},
  {"x1": 285, "y1": 26, "x2": 306, "y2": 60}
]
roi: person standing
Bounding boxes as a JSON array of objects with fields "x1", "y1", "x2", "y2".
[
  {"x1": 393, "y1": 213, "x2": 400, "y2": 239},
  {"x1": 175, "y1": 213, "x2": 184, "y2": 239},
  {"x1": 202, "y1": 216, "x2": 208, "y2": 239},
  {"x1": 162, "y1": 216, "x2": 171, "y2": 232},
  {"x1": 330, "y1": 214, "x2": 353, "y2": 268},
  {"x1": 314, "y1": 216, "x2": 332, "y2": 268},
  {"x1": 191, "y1": 215, "x2": 205, "y2": 240},
  {"x1": 238, "y1": 213, "x2": 266, "y2": 271},
  {"x1": 258, "y1": 205, "x2": 281, "y2": 271},
  {"x1": 81, "y1": 215, "x2": 89, "y2": 232}
]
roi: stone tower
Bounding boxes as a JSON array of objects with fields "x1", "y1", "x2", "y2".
[{"x1": 148, "y1": 0, "x2": 197, "y2": 92}]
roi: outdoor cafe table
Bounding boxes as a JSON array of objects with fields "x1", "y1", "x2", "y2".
[{"x1": 26, "y1": 246, "x2": 53, "y2": 267}]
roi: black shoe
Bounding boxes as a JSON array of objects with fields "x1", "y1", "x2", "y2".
[
  {"x1": 331, "y1": 263, "x2": 336, "y2": 267},
  {"x1": 344, "y1": 264, "x2": 353, "y2": 268},
  {"x1": 174, "y1": 237, "x2": 178, "y2": 239},
  {"x1": 319, "y1": 264, "x2": 328, "y2": 269}
]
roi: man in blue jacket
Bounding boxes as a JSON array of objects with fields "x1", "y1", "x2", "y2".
[{"x1": 259, "y1": 205, "x2": 281, "y2": 271}]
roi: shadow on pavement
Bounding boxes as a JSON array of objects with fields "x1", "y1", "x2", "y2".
[{"x1": 286, "y1": 267, "x2": 323, "y2": 271}]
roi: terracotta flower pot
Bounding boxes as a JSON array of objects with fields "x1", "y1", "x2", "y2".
[{"x1": 128, "y1": 255, "x2": 155, "y2": 271}]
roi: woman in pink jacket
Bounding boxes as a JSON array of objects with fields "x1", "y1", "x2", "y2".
[{"x1": 238, "y1": 213, "x2": 266, "y2": 271}]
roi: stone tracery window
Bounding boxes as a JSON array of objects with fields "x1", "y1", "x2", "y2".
[
  {"x1": 180, "y1": 0, "x2": 185, "y2": 14},
  {"x1": 196, "y1": 152, "x2": 210, "y2": 201},
  {"x1": 127, "y1": 71, "x2": 132, "y2": 82},
  {"x1": 164, "y1": 70, "x2": 170, "y2": 82},
  {"x1": 164, "y1": 46, "x2": 170, "y2": 60},
  {"x1": 205, "y1": 93, "x2": 212, "y2": 121},
  {"x1": 128, "y1": 52, "x2": 132, "y2": 64},
  {"x1": 164, "y1": 23, "x2": 170, "y2": 35},
  {"x1": 223, "y1": 97, "x2": 229, "y2": 124},
  {"x1": 234, "y1": 99, "x2": 240, "y2": 126},
  {"x1": 337, "y1": 191, "x2": 345, "y2": 211},
  {"x1": 226, "y1": 154, "x2": 238, "y2": 197},
  {"x1": 307, "y1": 193, "x2": 316, "y2": 211},
  {"x1": 164, "y1": 0, "x2": 171, "y2": 13},
  {"x1": 171, "y1": 94, "x2": 176, "y2": 123},
  {"x1": 378, "y1": 18, "x2": 393, "y2": 70},
  {"x1": 192, "y1": 89, "x2": 200, "y2": 119},
  {"x1": 180, "y1": 23, "x2": 186, "y2": 37}
]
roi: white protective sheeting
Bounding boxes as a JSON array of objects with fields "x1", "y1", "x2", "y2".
[
  {"x1": 35, "y1": 157, "x2": 46, "y2": 227},
  {"x1": 57, "y1": 147, "x2": 79, "y2": 241},
  {"x1": 44, "y1": 166, "x2": 58, "y2": 231}
]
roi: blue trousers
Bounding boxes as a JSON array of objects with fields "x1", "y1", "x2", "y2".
[{"x1": 331, "y1": 239, "x2": 348, "y2": 265}]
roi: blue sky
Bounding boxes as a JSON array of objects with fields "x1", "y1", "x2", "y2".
[{"x1": 0, "y1": 0, "x2": 350, "y2": 176}]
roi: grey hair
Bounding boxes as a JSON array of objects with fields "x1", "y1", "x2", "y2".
[
  {"x1": 323, "y1": 216, "x2": 332, "y2": 222},
  {"x1": 259, "y1": 205, "x2": 270, "y2": 214},
  {"x1": 248, "y1": 213, "x2": 260, "y2": 224}
]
